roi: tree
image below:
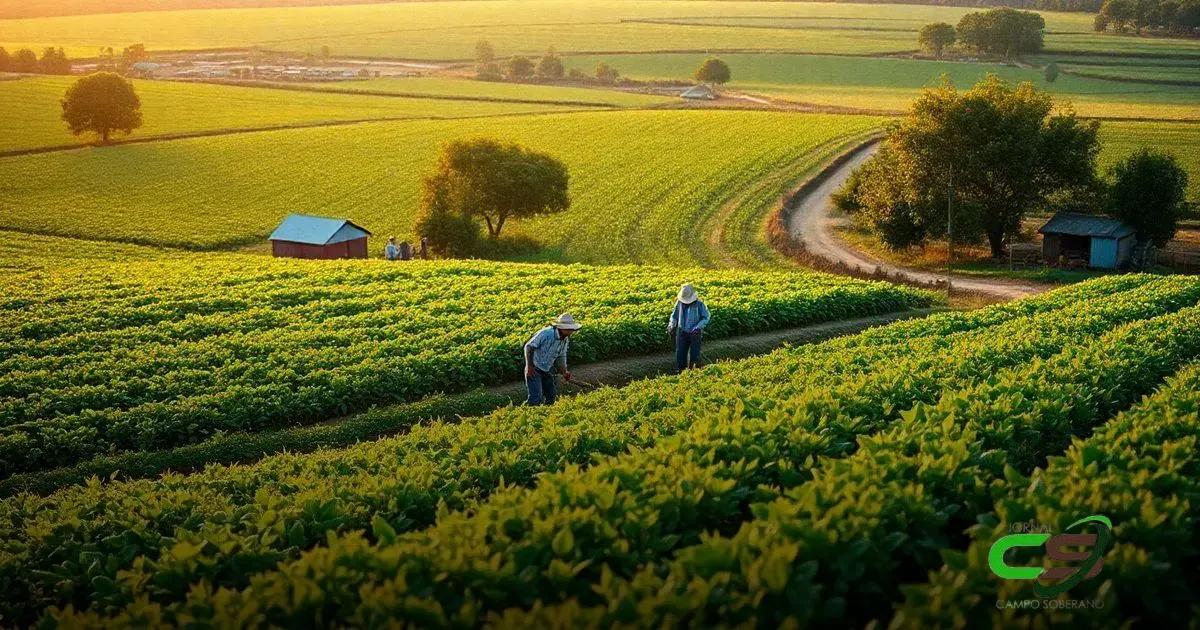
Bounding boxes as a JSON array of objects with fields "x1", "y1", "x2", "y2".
[
  {"x1": 536, "y1": 48, "x2": 564, "y2": 80},
  {"x1": 694, "y1": 57, "x2": 731, "y2": 85},
  {"x1": 415, "y1": 171, "x2": 482, "y2": 257},
  {"x1": 1106, "y1": 149, "x2": 1188, "y2": 246},
  {"x1": 840, "y1": 75, "x2": 1100, "y2": 257},
  {"x1": 956, "y1": 8, "x2": 1045, "y2": 57},
  {"x1": 1093, "y1": 12, "x2": 1111, "y2": 31},
  {"x1": 475, "y1": 40, "x2": 500, "y2": 79},
  {"x1": 39, "y1": 47, "x2": 71, "y2": 75},
  {"x1": 121, "y1": 44, "x2": 148, "y2": 71},
  {"x1": 0, "y1": 48, "x2": 10, "y2": 72},
  {"x1": 1100, "y1": 0, "x2": 1137, "y2": 30},
  {"x1": 1044, "y1": 61, "x2": 1060, "y2": 82},
  {"x1": 423, "y1": 138, "x2": 570, "y2": 239},
  {"x1": 505, "y1": 55, "x2": 535, "y2": 80},
  {"x1": 61, "y1": 72, "x2": 143, "y2": 143},
  {"x1": 918, "y1": 23, "x2": 957, "y2": 57},
  {"x1": 11, "y1": 48, "x2": 38, "y2": 73},
  {"x1": 595, "y1": 62, "x2": 619, "y2": 85}
]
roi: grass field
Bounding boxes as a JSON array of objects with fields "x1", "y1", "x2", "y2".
[
  {"x1": 0, "y1": 75, "x2": 597, "y2": 152},
  {"x1": 0, "y1": 109, "x2": 883, "y2": 264},
  {"x1": 5, "y1": 275, "x2": 1200, "y2": 626},
  {"x1": 1100, "y1": 120, "x2": 1200, "y2": 201},
  {"x1": 4, "y1": 0, "x2": 1184, "y2": 60},
  {"x1": 564, "y1": 53, "x2": 1200, "y2": 120}
]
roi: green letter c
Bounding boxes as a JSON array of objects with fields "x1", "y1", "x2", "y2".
[{"x1": 988, "y1": 533, "x2": 1051, "y2": 580}]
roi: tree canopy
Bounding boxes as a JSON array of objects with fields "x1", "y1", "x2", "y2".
[
  {"x1": 595, "y1": 62, "x2": 619, "y2": 85},
  {"x1": 60, "y1": 72, "x2": 143, "y2": 143},
  {"x1": 837, "y1": 75, "x2": 1100, "y2": 257},
  {"x1": 422, "y1": 138, "x2": 570, "y2": 240},
  {"x1": 956, "y1": 8, "x2": 1045, "y2": 57},
  {"x1": 918, "y1": 23, "x2": 956, "y2": 57},
  {"x1": 536, "y1": 48, "x2": 564, "y2": 80},
  {"x1": 694, "y1": 57, "x2": 732, "y2": 85},
  {"x1": 505, "y1": 56, "x2": 534, "y2": 80},
  {"x1": 1106, "y1": 149, "x2": 1189, "y2": 247}
]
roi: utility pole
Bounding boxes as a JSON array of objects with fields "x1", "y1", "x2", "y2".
[{"x1": 946, "y1": 164, "x2": 954, "y2": 298}]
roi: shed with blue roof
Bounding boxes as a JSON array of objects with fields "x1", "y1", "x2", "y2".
[
  {"x1": 1039, "y1": 212, "x2": 1136, "y2": 269},
  {"x1": 269, "y1": 214, "x2": 372, "y2": 260}
]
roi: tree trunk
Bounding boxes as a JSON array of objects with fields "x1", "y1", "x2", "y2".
[
  {"x1": 494, "y1": 215, "x2": 507, "y2": 238},
  {"x1": 986, "y1": 227, "x2": 1006, "y2": 259},
  {"x1": 483, "y1": 215, "x2": 498, "y2": 239},
  {"x1": 101, "y1": 129, "x2": 110, "y2": 144}
]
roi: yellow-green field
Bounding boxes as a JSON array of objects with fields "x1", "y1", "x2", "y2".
[
  {"x1": 563, "y1": 53, "x2": 1200, "y2": 120},
  {"x1": 0, "y1": 75, "x2": 601, "y2": 152},
  {"x1": 293, "y1": 76, "x2": 674, "y2": 108},
  {"x1": 0, "y1": 110, "x2": 882, "y2": 265},
  {"x1": 5, "y1": 0, "x2": 1181, "y2": 60},
  {"x1": 1099, "y1": 120, "x2": 1200, "y2": 201}
]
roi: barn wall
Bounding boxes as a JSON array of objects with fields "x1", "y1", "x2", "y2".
[
  {"x1": 1042, "y1": 234, "x2": 1061, "y2": 262},
  {"x1": 271, "y1": 238, "x2": 368, "y2": 260}
]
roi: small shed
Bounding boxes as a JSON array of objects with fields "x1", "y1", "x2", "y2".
[
  {"x1": 269, "y1": 214, "x2": 372, "y2": 259},
  {"x1": 1038, "y1": 212, "x2": 1136, "y2": 269},
  {"x1": 680, "y1": 84, "x2": 717, "y2": 100}
]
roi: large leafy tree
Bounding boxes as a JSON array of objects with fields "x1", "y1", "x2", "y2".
[
  {"x1": 423, "y1": 138, "x2": 570, "y2": 239},
  {"x1": 694, "y1": 57, "x2": 731, "y2": 85},
  {"x1": 60, "y1": 72, "x2": 143, "y2": 143},
  {"x1": 956, "y1": 8, "x2": 1045, "y2": 57},
  {"x1": 918, "y1": 23, "x2": 956, "y2": 57},
  {"x1": 1106, "y1": 149, "x2": 1189, "y2": 247},
  {"x1": 842, "y1": 75, "x2": 1100, "y2": 257}
]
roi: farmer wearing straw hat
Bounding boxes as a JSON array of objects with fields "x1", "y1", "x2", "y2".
[
  {"x1": 668, "y1": 283, "x2": 710, "y2": 372},
  {"x1": 523, "y1": 313, "x2": 581, "y2": 405}
]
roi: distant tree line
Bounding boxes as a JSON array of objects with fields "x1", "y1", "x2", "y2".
[
  {"x1": 1094, "y1": 0, "x2": 1200, "y2": 34},
  {"x1": 473, "y1": 40, "x2": 630, "y2": 86},
  {"x1": 917, "y1": 8, "x2": 1045, "y2": 59},
  {"x1": 0, "y1": 47, "x2": 71, "y2": 74}
]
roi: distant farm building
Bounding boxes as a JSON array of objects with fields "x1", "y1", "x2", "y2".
[
  {"x1": 269, "y1": 214, "x2": 372, "y2": 259},
  {"x1": 680, "y1": 84, "x2": 717, "y2": 100},
  {"x1": 1039, "y1": 212, "x2": 1136, "y2": 269}
]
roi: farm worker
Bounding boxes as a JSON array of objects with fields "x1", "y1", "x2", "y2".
[
  {"x1": 399, "y1": 240, "x2": 413, "y2": 261},
  {"x1": 419, "y1": 237, "x2": 429, "y2": 259},
  {"x1": 385, "y1": 237, "x2": 400, "y2": 261},
  {"x1": 668, "y1": 283, "x2": 709, "y2": 372},
  {"x1": 524, "y1": 313, "x2": 580, "y2": 406}
]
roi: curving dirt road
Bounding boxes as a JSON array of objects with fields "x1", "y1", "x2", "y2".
[{"x1": 786, "y1": 140, "x2": 1048, "y2": 300}]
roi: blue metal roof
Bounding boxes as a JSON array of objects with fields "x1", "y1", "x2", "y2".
[
  {"x1": 1039, "y1": 212, "x2": 1135, "y2": 240},
  {"x1": 269, "y1": 214, "x2": 371, "y2": 245}
]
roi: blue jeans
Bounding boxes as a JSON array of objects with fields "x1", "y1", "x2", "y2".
[
  {"x1": 675, "y1": 330, "x2": 702, "y2": 371},
  {"x1": 526, "y1": 368, "x2": 558, "y2": 406}
]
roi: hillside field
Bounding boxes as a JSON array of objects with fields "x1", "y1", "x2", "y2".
[
  {"x1": 0, "y1": 110, "x2": 884, "y2": 264},
  {"x1": 563, "y1": 53, "x2": 1200, "y2": 120},
  {"x1": 3, "y1": 275, "x2": 1200, "y2": 626},
  {"x1": 0, "y1": 75, "x2": 614, "y2": 153},
  {"x1": 5, "y1": 0, "x2": 1187, "y2": 60}
]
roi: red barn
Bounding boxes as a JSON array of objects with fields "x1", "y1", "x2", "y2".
[{"x1": 269, "y1": 214, "x2": 372, "y2": 259}]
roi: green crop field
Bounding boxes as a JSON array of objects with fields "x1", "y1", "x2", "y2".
[
  {"x1": 0, "y1": 75, "x2": 594, "y2": 153},
  {"x1": 564, "y1": 53, "x2": 1200, "y2": 120},
  {"x1": 0, "y1": 252, "x2": 929, "y2": 476},
  {"x1": 4, "y1": 275, "x2": 1200, "y2": 627},
  {"x1": 0, "y1": 109, "x2": 884, "y2": 264},
  {"x1": 1099, "y1": 120, "x2": 1200, "y2": 201},
  {"x1": 293, "y1": 76, "x2": 675, "y2": 108},
  {"x1": 2, "y1": 0, "x2": 1176, "y2": 60}
]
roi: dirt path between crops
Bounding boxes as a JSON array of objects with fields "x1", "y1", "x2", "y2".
[
  {"x1": 481, "y1": 308, "x2": 934, "y2": 400},
  {"x1": 784, "y1": 139, "x2": 1049, "y2": 300}
]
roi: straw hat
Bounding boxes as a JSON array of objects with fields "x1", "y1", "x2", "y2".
[
  {"x1": 677, "y1": 283, "x2": 699, "y2": 304},
  {"x1": 550, "y1": 313, "x2": 582, "y2": 330}
]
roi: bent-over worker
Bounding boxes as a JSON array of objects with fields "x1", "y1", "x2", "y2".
[
  {"x1": 524, "y1": 313, "x2": 581, "y2": 406},
  {"x1": 668, "y1": 283, "x2": 709, "y2": 372}
]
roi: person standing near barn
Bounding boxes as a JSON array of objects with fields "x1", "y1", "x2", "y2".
[
  {"x1": 668, "y1": 283, "x2": 709, "y2": 372},
  {"x1": 385, "y1": 237, "x2": 400, "y2": 261},
  {"x1": 524, "y1": 313, "x2": 580, "y2": 406}
]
